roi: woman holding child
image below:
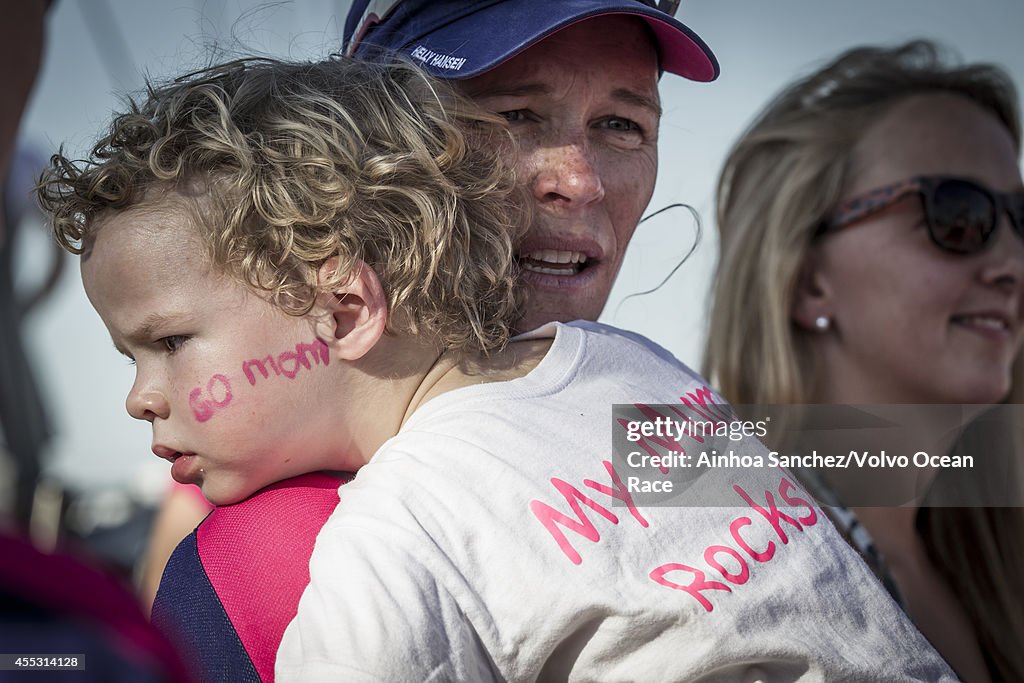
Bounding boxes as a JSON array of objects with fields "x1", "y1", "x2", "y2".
[
  {"x1": 38, "y1": 1, "x2": 963, "y2": 680},
  {"x1": 41, "y1": 49, "x2": 953, "y2": 680},
  {"x1": 706, "y1": 40, "x2": 1024, "y2": 681}
]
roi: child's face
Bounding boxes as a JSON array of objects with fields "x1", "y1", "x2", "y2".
[{"x1": 81, "y1": 199, "x2": 347, "y2": 505}]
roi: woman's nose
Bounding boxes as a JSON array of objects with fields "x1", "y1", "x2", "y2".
[{"x1": 527, "y1": 142, "x2": 606, "y2": 209}]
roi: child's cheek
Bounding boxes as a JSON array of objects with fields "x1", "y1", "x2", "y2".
[
  {"x1": 185, "y1": 337, "x2": 330, "y2": 423},
  {"x1": 189, "y1": 373, "x2": 234, "y2": 422}
]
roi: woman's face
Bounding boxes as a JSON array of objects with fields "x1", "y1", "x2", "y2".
[
  {"x1": 460, "y1": 16, "x2": 660, "y2": 333},
  {"x1": 801, "y1": 92, "x2": 1024, "y2": 404}
]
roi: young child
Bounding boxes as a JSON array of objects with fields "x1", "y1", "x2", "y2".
[
  {"x1": 39, "y1": 57, "x2": 955, "y2": 681},
  {"x1": 40, "y1": 56, "x2": 528, "y2": 508}
]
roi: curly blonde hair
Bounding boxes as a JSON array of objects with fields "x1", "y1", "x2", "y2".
[{"x1": 38, "y1": 56, "x2": 526, "y2": 353}]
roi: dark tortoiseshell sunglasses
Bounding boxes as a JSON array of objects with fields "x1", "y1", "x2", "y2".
[{"x1": 818, "y1": 175, "x2": 1024, "y2": 254}]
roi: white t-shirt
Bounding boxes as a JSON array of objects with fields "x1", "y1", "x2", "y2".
[{"x1": 277, "y1": 322, "x2": 954, "y2": 682}]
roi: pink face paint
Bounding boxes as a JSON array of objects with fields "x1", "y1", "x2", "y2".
[
  {"x1": 208, "y1": 374, "x2": 233, "y2": 407},
  {"x1": 187, "y1": 339, "x2": 329, "y2": 422},
  {"x1": 189, "y1": 387, "x2": 215, "y2": 423},
  {"x1": 243, "y1": 338, "x2": 330, "y2": 386},
  {"x1": 277, "y1": 351, "x2": 301, "y2": 379},
  {"x1": 242, "y1": 355, "x2": 279, "y2": 386},
  {"x1": 189, "y1": 374, "x2": 233, "y2": 422}
]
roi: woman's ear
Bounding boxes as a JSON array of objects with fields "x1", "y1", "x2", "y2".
[
  {"x1": 315, "y1": 259, "x2": 388, "y2": 361},
  {"x1": 791, "y1": 250, "x2": 835, "y2": 333}
]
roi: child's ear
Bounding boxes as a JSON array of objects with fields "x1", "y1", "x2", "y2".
[
  {"x1": 791, "y1": 251, "x2": 835, "y2": 333},
  {"x1": 315, "y1": 259, "x2": 388, "y2": 361}
]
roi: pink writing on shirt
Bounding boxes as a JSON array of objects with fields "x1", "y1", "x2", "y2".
[
  {"x1": 617, "y1": 390, "x2": 735, "y2": 474},
  {"x1": 649, "y1": 475, "x2": 818, "y2": 613},
  {"x1": 529, "y1": 460, "x2": 647, "y2": 565},
  {"x1": 650, "y1": 564, "x2": 730, "y2": 612},
  {"x1": 528, "y1": 389, "x2": 819, "y2": 614},
  {"x1": 677, "y1": 385, "x2": 733, "y2": 423},
  {"x1": 530, "y1": 389, "x2": 748, "y2": 563}
]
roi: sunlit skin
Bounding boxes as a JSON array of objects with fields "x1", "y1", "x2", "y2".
[
  {"x1": 461, "y1": 16, "x2": 660, "y2": 332},
  {"x1": 800, "y1": 93, "x2": 1024, "y2": 406}
]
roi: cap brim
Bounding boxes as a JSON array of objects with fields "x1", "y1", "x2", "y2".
[{"x1": 370, "y1": 1, "x2": 718, "y2": 82}]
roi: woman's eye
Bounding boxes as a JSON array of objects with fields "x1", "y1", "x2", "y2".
[
  {"x1": 161, "y1": 335, "x2": 189, "y2": 354},
  {"x1": 498, "y1": 109, "x2": 530, "y2": 123},
  {"x1": 603, "y1": 117, "x2": 641, "y2": 133}
]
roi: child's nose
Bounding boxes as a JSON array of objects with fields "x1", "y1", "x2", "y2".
[{"x1": 126, "y1": 384, "x2": 170, "y2": 422}]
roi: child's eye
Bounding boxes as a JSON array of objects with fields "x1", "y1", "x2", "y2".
[{"x1": 161, "y1": 335, "x2": 190, "y2": 354}]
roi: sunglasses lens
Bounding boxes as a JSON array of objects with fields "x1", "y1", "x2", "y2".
[
  {"x1": 1009, "y1": 191, "x2": 1024, "y2": 237},
  {"x1": 929, "y1": 180, "x2": 996, "y2": 253}
]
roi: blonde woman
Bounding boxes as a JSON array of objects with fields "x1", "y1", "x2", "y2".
[{"x1": 706, "y1": 40, "x2": 1024, "y2": 682}]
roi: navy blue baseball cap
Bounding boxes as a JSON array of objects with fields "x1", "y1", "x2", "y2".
[{"x1": 343, "y1": 0, "x2": 718, "y2": 81}]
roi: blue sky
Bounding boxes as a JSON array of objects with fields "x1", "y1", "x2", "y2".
[{"x1": 14, "y1": 0, "x2": 1024, "y2": 492}]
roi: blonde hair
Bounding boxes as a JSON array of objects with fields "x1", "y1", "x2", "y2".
[
  {"x1": 705, "y1": 40, "x2": 1024, "y2": 680},
  {"x1": 38, "y1": 56, "x2": 526, "y2": 354}
]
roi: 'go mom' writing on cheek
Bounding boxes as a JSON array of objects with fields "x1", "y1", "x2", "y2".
[{"x1": 188, "y1": 339, "x2": 330, "y2": 422}]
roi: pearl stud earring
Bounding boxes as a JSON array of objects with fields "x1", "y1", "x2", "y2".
[{"x1": 814, "y1": 316, "x2": 830, "y2": 331}]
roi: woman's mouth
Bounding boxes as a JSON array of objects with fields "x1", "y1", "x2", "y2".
[
  {"x1": 951, "y1": 313, "x2": 1010, "y2": 330},
  {"x1": 950, "y1": 313, "x2": 1014, "y2": 341},
  {"x1": 519, "y1": 249, "x2": 591, "y2": 276}
]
